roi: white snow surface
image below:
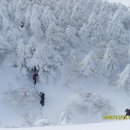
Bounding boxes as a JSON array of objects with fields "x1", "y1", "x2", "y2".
[
  {"x1": 0, "y1": 121, "x2": 130, "y2": 130},
  {"x1": 0, "y1": 65, "x2": 130, "y2": 127}
]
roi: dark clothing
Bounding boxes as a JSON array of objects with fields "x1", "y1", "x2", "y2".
[
  {"x1": 34, "y1": 66, "x2": 37, "y2": 72},
  {"x1": 21, "y1": 22, "x2": 24, "y2": 28},
  {"x1": 33, "y1": 73, "x2": 38, "y2": 80},
  {"x1": 39, "y1": 92, "x2": 45, "y2": 100},
  {"x1": 32, "y1": 66, "x2": 37, "y2": 73},
  {"x1": 40, "y1": 100, "x2": 44, "y2": 107},
  {"x1": 125, "y1": 109, "x2": 130, "y2": 116},
  {"x1": 32, "y1": 66, "x2": 38, "y2": 73},
  {"x1": 34, "y1": 79, "x2": 36, "y2": 85},
  {"x1": 33, "y1": 73, "x2": 38, "y2": 85},
  {"x1": 39, "y1": 92, "x2": 45, "y2": 107}
]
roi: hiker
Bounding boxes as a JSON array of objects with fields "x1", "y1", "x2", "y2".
[
  {"x1": 32, "y1": 66, "x2": 39, "y2": 85},
  {"x1": 34, "y1": 66, "x2": 37, "y2": 72},
  {"x1": 33, "y1": 73, "x2": 38, "y2": 85},
  {"x1": 21, "y1": 21, "x2": 24, "y2": 28},
  {"x1": 125, "y1": 108, "x2": 130, "y2": 116},
  {"x1": 32, "y1": 66, "x2": 37, "y2": 73},
  {"x1": 39, "y1": 92, "x2": 45, "y2": 107},
  {"x1": 32, "y1": 66, "x2": 39, "y2": 74}
]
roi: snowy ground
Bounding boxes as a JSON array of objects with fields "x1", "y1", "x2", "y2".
[
  {"x1": 0, "y1": 121, "x2": 130, "y2": 130},
  {"x1": 0, "y1": 65, "x2": 130, "y2": 127}
]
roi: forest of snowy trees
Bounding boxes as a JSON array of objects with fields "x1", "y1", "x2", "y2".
[{"x1": 0, "y1": 0, "x2": 130, "y2": 93}]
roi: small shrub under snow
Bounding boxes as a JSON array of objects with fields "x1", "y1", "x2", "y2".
[
  {"x1": 70, "y1": 92, "x2": 113, "y2": 115},
  {"x1": 5, "y1": 87, "x2": 39, "y2": 105}
]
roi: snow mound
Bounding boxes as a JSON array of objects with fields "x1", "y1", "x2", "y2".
[
  {"x1": 34, "y1": 119, "x2": 49, "y2": 127},
  {"x1": 5, "y1": 87, "x2": 39, "y2": 105},
  {"x1": 70, "y1": 92, "x2": 113, "y2": 115},
  {"x1": 60, "y1": 92, "x2": 114, "y2": 124}
]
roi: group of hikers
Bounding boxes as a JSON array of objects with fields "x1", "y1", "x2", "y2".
[
  {"x1": 20, "y1": 20, "x2": 130, "y2": 115},
  {"x1": 20, "y1": 22, "x2": 45, "y2": 108},
  {"x1": 32, "y1": 66, "x2": 45, "y2": 107},
  {"x1": 31, "y1": 66, "x2": 130, "y2": 114}
]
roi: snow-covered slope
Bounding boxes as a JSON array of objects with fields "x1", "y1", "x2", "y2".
[
  {"x1": 0, "y1": 0, "x2": 130, "y2": 128},
  {"x1": 0, "y1": 65, "x2": 130, "y2": 127}
]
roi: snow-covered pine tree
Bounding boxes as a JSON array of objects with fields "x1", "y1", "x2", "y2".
[
  {"x1": 118, "y1": 64, "x2": 130, "y2": 94},
  {"x1": 29, "y1": 3, "x2": 44, "y2": 38},
  {"x1": 103, "y1": 44, "x2": 119, "y2": 78},
  {"x1": 41, "y1": 6, "x2": 56, "y2": 34},
  {"x1": 107, "y1": 5, "x2": 129, "y2": 67},
  {"x1": 80, "y1": 51, "x2": 100, "y2": 78},
  {"x1": 65, "y1": 25, "x2": 79, "y2": 48}
]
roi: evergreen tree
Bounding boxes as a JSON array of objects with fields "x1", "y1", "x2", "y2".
[
  {"x1": 118, "y1": 64, "x2": 130, "y2": 94},
  {"x1": 103, "y1": 44, "x2": 119, "y2": 78},
  {"x1": 80, "y1": 51, "x2": 100, "y2": 78}
]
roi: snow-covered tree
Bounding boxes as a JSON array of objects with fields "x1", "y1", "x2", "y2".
[
  {"x1": 103, "y1": 45, "x2": 119, "y2": 78},
  {"x1": 107, "y1": 5, "x2": 129, "y2": 67},
  {"x1": 25, "y1": 36, "x2": 37, "y2": 59},
  {"x1": 5, "y1": 86, "x2": 38, "y2": 105},
  {"x1": 62, "y1": 49, "x2": 80, "y2": 87},
  {"x1": 71, "y1": 0, "x2": 95, "y2": 27},
  {"x1": 65, "y1": 25, "x2": 79, "y2": 48},
  {"x1": 60, "y1": 109, "x2": 72, "y2": 125},
  {"x1": 70, "y1": 92, "x2": 113, "y2": 116},
  {"x1": 118, "y1": 64, "x2": 130, "y2": 94},
  {"x1": 107, "y1": 5, "x2": 128, "y2": 42},
  {"x1": 30, "y1": 4, "x2": 43, "y2": 38},
  {"x1": 80, "y1": 51, "x2": 100, "y2": 78},
  {"x1": 41, "y1": 6, "x2": 56, "y2": 33},
  {"x1": 22, "y1": 112, "x2": 37, "y2": 127},
  {"x1": 30, "y1": 44, "x2": 63, "y2": 82},
  {"x1": 16, "y1": 39, "x2": 26, "y2": 69}
]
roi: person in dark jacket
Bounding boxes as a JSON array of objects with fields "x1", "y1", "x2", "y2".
[
  {"x1": 33, "y1": 73, "x2": 38, "y2": 85},
  {"x1": 34, "y1": 66, "x2": 37, "y2": 72},
  {"x1": 21, "y1": 21, "x2": 24, "y2": 28},
  {"x1": 32, "y1": 66, "x2": 37, "y2": 73},
  {"x1": 39, "y1": 92, "x2": 45, "y2": 107},
  {"x1": 125, "y1": 108, "x2": 130, "y2": 116}
]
